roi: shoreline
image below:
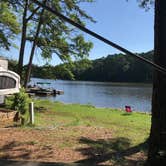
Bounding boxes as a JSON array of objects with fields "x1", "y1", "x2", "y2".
[{"x1": 34, "y1": 99, "x2": 151, "y2": 115}]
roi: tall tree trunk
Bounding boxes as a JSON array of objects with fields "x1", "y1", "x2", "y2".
[
  {"x1": 24, "y1": 6, "x2": 45, "y2": 88},
  {"x1": 17, "y1": 0, "x2": 28, "y2": 80},
  {"x1": 147, "y1": 0, "x2": 166, "y2": 165}
]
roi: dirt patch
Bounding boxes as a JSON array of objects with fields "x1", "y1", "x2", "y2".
[{"x1": 0, "y1": 126, "x2": 146, "y2": 165}]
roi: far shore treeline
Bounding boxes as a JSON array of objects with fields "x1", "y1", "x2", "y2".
[{"x1": 8, "y1": 50, "x2": 153, "y2": 83}]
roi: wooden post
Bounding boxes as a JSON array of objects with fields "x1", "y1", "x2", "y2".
[{"x1": 29, "y1": 102, "x2": 34, "y2": 125}]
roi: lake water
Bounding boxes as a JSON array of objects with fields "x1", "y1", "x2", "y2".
[{"x1": 31, "y1": 78, "x2": 152, "y2": 112}]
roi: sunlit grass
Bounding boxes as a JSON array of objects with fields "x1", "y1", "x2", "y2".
[{"x1": 34, "y1": 99, "x2": 151, "y2": 146}]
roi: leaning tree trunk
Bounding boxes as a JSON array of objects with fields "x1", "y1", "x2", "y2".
[
  {"x1": 24, "y1": 5, "x2": 45, "y2": 88},
  {"x1": 147, "y1": 0, "x2": 166, "y2": 165}
]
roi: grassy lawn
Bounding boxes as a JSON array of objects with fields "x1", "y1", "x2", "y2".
[
  {"x1": 0, "y1": 99, "x2": 151, "y2": 165},
  {"x1": 35, "y1": 100, "x2": 151, "y2": 145}
]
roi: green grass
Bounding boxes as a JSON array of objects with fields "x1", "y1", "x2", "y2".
[
  {"x1": 34, "y1": 99, "x2": 151, "y2": 146},
  {"x1": 1, "y1": 99, "x2": 150, "y2": 165}
]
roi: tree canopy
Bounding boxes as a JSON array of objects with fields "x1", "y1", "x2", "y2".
[
  {"x1": 7, "y1": 51, "x2": 153, "y2": 82},
  {"x1": 25, "y1": 0, "x2": 94, "y2": 62},
  {"x1": 0, "y1": 1, "x2": 20, "y2": 50},
  {"x1": 10, "y1": 0, "x2": 94, "y2": 85}
]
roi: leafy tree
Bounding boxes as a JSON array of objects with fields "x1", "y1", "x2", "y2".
[
  {"x1": 8, "y1": 59, "x2": 18, "y2": 72},
  {"x1": 36, "y1": 51, "x2": 151, "y2": 82},
  {"x1": 54, "y1": 64, "x2": 75, "y2": 80},
  {"x1": 17, "y1": 0, "x2": 42, "y2": 78},
  {"x1": 6, "y1": 0, "x2": 94, "y2": 86},
  {"x1": 24, "y1": 0, "x2": 46, "y2": 87},
  {"x1": 71, "y1": 59, "x2": 92, "y2": 80},
  {"x1": 138, "y1": 0, "x2": 154, "y2": 9},
  {"x1": 32, "y1": 64, "x2": 57, "y2": 79},
  {"x1": 1, "y1": 0, "x2": 42, "y2": 77},
  {"x1": 0, "y1": 1, "x2": 20, "y2": 50},
  {"x1": 24, "y1": 0, "x2": 94, "y2": 87},
  {"x1": 7, "y1": 50, "x2": 153, "y2": 82}
]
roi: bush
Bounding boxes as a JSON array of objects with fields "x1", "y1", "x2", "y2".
[{"x1": 5, "y1": 88, "x2": 31, "y2": 125}]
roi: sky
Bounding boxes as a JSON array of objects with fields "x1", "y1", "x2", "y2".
[{"x1": 3, "y1": 0, "x2": 154, "y2": 66}]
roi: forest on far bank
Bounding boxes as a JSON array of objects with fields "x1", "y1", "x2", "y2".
[{"x1": 8, "y1": 50, "x2": 153, "y2": 83}]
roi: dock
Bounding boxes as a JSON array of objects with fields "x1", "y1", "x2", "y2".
[{"x1": 26, "y1": 82, "x2": 64, "y2": 96}]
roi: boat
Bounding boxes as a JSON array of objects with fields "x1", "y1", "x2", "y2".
[{"x1": 27, "y1": 82, "x2": 64, "y2": 96}]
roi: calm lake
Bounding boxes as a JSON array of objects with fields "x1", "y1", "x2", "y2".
[{"x1": 31, "y1": 78, "x2": 152, "y2": 112}]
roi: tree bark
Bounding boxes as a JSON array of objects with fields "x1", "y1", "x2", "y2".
[
  {"x1": 147, "y1": 0, "x2": 166, "y2": 165},
  {"x1": 17, "y1": 0, "x2": 28, "y2": 80},
  {"x1": 24, "y1": 5, "x2": 45, "y2": 88}
]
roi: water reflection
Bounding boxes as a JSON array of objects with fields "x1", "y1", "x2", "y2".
[{"x1": 31, "y1": 78, "x2": 152, "y2": 112}]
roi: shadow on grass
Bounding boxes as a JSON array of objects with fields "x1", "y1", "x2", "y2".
[{"x1": 75, "y1": 137, "x2": 148, "y2": 165}]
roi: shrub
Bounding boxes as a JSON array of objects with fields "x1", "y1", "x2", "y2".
[{"x1": 5, "y1": 88, "x2": 31, "y2": 125}]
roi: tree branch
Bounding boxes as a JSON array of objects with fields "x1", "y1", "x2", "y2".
[{"x1": 26, "y1": 6, "x2": 40, "y2": 22}]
